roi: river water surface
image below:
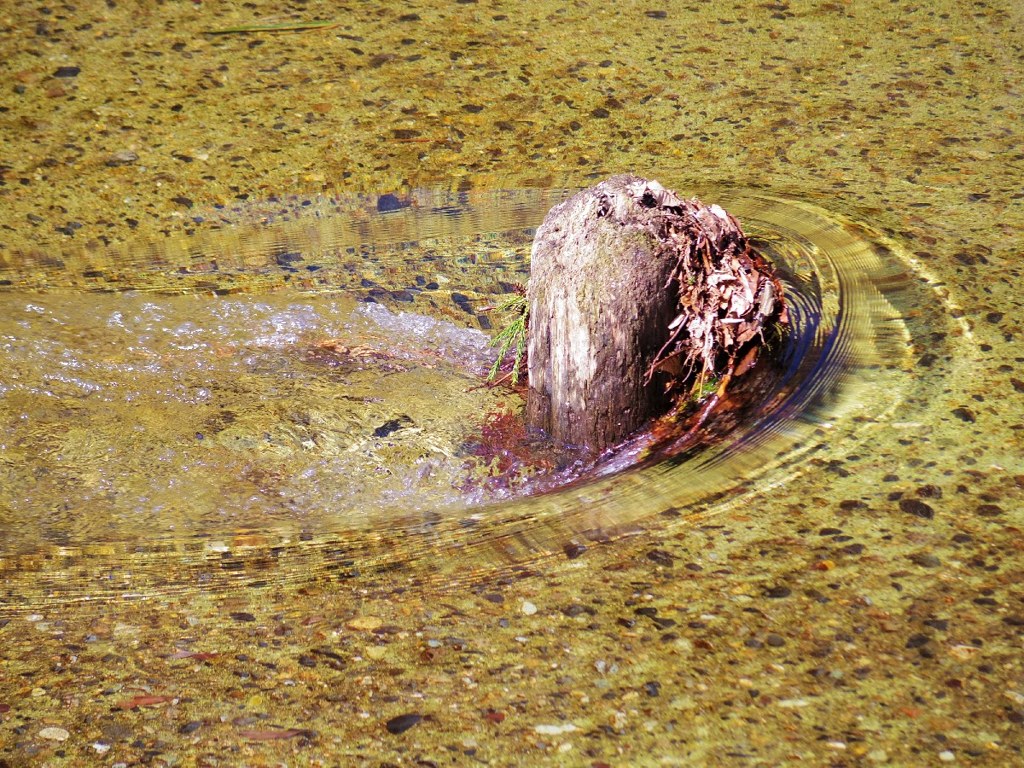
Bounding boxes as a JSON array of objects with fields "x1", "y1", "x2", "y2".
[{"x1": 1, "y1": 2, "x2": 1021, "y2": 766}]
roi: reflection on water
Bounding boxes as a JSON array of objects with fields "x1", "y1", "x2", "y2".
[{"x1": 0, "y1": 186, "x2": 958, "y2": 610}]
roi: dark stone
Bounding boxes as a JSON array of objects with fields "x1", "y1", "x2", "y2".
[
  {"x1": 462, "y1": 104, "x2": 484, "y2": 113},
  {"x1": 53, "y1": 66, "x2": 81, "y2": 78},
  {"x1": 764, "y1": 586, "x2": 791, "y2": 598},
  {"x1": 374, "y1": 418, "x2": 411, "y2": 438},
  {"x1": 376, "y1": 194, "x2": 405, "y2": 213},
  {"x1": 229, "y1": 612, "x2": 256, "y2": 622},
  {"x1": 899, "y1": 498, "x2": 935, "y2": 519},
  {"x1": 54, "y1": 221, "x2": 82, "y2": 236},
  {"x1": 385, "y1": 713, "x2": 422, "y2": 734},
  {"x1": 171, "y1": 196, "x2": 193, "y2": 209},
  {"x1": 951, "y1": 406, "x2": 975, "y2": 423},
  {"x1": 561, "y1": 604, "x2": 590, "y2": 617},
  {"x1": 563, "y1": 543, "x2": 587, "y2": 560},
  {"x1": 646, "y1": 549, "x2": 675, "y2": 567}
]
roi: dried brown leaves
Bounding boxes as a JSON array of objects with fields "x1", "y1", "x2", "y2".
[{"x1": 630, "y1": 180, "x2": 787, "y2": 389}]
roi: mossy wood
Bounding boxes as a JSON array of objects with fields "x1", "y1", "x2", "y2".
[{"x1": 525, "y1": 175, "x2": 785, "y2": 453}]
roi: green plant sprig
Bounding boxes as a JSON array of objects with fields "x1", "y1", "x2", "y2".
[{"x1": 487, "y1": 292, "x2": 529, "y2": 385}]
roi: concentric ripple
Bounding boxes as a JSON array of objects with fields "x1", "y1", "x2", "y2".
[{"x1": 0, "y1": 185, "x2": 954, "y2": 612}]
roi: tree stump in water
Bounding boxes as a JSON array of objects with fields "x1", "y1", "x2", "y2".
[{"x1": 526, "y1": 174, "x2": 785, "y2": 453}]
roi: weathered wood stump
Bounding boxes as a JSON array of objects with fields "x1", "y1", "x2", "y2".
[{"x1": 526, "y1": 175, "x2": 784, "y2": 453}]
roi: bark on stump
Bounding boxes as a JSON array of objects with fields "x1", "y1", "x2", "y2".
[{"x1": 526, "y1": 174, "x2": 781, "y2": 454}]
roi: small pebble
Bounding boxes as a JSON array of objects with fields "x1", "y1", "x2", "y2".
[
  {"x1": 646, "y1": 549, "x2": 675, "y2": 567},
  {"x1": 521, "y1": 600, "x2": 537, "y2": 616},
  {"x1": 105, "y1": 150, "x2": 138, "y2": 167},
  {"x1": 347, "y1": 615, "x2": 383, "y2": 631},
  {"x1": 777, "y1": 698, "x2": 809, "y2": 708},
  {"x1": 534, "y1": 723, "x2": 577, "y2": 735},
  {"x1": 938, "y1": 750, "x2": 955, "y2": 762},
  {"x1": 909, "y1": 552, "x2": 941, "y2": 567},
  {"x1": 899, "y1": 498, "x2": 934, "y2": 519},
  {"x1": 385, "y1": 713, "x2": 422, "y2": 735},
  {"x1": 39, "y1": 726, "x2": 70, "y2": 741}
]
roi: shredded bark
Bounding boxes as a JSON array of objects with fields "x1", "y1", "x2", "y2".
[{"x1": 627, "y1": 179, "x2": 788, "y2": 391}]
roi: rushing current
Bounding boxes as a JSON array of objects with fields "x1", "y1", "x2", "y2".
[{"x1": 0, "y1": 184, "x2": 958, "y2": 608}]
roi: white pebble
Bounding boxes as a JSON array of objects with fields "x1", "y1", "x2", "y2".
[
  {"x1": 938, "y1": 751, "x2": 955, "y2": 762},
  {"x1": 39, "y1": 726, "x2": 70, "y2": 741},
  {"x1": 776, "y1": 698, "x2": 809, "y2": 708},
  {"x1": 521, "y1": 600, "x2": 537, "y2": 616},
  {"x1": 534, "y1": 723, "x2": 577, "y2": 735}
]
